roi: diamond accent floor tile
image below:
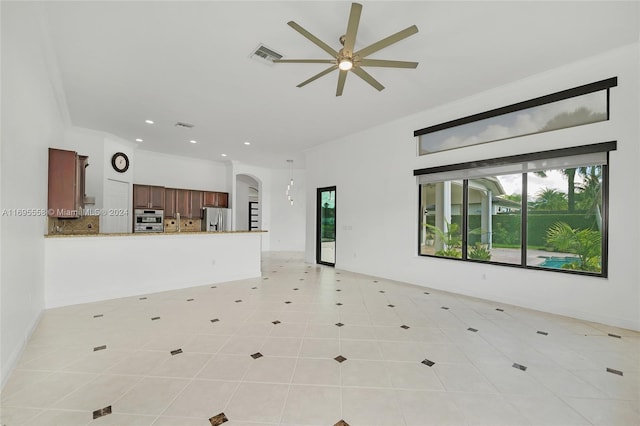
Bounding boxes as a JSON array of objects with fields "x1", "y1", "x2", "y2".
[
  {"x1": 606, "y1": 367, "x2": 623, "y2": 376},
  {"x1": 209, "y1": 412, "x2": 229, "y2": 425},
  {"x1": 93, "y1": 405, "x2": 112, "y2": 420},
  {"x1": 5, "y1": 252, "x2": 638, "y2": 426}
]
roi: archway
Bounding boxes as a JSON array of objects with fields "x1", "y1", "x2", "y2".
[{"x1": 235, "y1": 174, "x2": 261, "y2": 231}]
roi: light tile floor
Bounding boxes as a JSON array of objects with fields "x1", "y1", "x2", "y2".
[{"x1": 1, "y1": 252, "x2": 639, "y2": 426}]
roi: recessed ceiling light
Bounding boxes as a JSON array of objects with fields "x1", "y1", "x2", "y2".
[
  {"x1": 244, "y1": 141, "x2": 251, "y2": 146},
  {"x1": 145, "y1": 119, "x2": 154, "y2": 124},
  {"x1": 221, "y1": 153, "x2": 227, "y2": 157},
  {"x1": 190, "y1": 140, "x2": 197, "y2": 144},
  {"x1": 135, "y1": 138, "x2": 143, "y2": 142}
]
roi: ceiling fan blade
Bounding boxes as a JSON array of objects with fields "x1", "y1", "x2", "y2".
[
  {"x1": 342, "y1": 3, "x2": 363, "y2": 55},
  {"x1": 336, "y1": 70, "x2": 348, "y2": 96},
  {"x1": 274, "y1": 59, "x2": 336, "y2": 64},
  {"x1": 351, "y1": 67, "x2": 385, "y2": 91},
  {"x1": 296, "y1": 65, "x2": 339, "y2": 88},
  {"x1": 287, "y1": 21, "x2": 338, "y2": 58},
  {"x1": 355, "y1": 25, "x2": 418, "y2": 58},
  {"x1": 359, "y1": 59, "x2": 418, "y2": 69}
]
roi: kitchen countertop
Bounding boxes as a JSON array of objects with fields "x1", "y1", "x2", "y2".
[{"x1": 45, "y1": 230, "x2": 267, "y2": 238}]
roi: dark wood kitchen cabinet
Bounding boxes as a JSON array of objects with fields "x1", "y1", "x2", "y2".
[
  {"x1": 203, "y1": 191, "x2": 229, "y2": 208},
  {"x1": 216, "y1": 192, "x2": 229, "y2": 208},
  {"x1": 48, "y1": 148, "x2": 88, "y2": 218},
  {"x1": 164, "y1": 188, "x2": 177, "y2": 218},
  {"x1": 133, "y1": 184, "x2": 165, "y2": 209},
  {"x1": 190, "y1": 190, "x2": 203, "y2": 219},
  {"x1": 176, "y1": 189, "x2": 190, "y2": 218},
  {"x1": 172, "y1": 189, "x2": 203, "y2": 219}
]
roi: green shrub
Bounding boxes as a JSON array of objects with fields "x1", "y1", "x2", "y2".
[
  {"x1": 545, "y1": 222, "x2": 601, "y2": 272},
  {"x1": 468, "y1": 243, "x2": 491, "y2": 261}
]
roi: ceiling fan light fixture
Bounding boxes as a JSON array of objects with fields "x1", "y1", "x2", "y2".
[{"x1": 338, "y1": 58, "x2": 353, "y2": 71}]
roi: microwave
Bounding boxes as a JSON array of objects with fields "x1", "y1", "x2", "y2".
[{"x1": 134, "y1": 209, "x2": 164, "y2": 233}]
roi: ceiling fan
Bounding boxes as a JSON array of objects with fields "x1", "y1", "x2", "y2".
[{"x1": 273, "y1": 2, "x2": 419, "y2": 96}]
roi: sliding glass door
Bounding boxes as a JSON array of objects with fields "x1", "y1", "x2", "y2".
[{"x1": 316, "y1": 186, "x2": 336, "y2": 266}]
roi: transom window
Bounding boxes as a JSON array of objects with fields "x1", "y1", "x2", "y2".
[{"x1": 415, "y1": 77, "x2": 617, "y2": 155}]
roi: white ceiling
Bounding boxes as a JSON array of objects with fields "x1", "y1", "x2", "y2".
[{"x1": 42, "y1": 1, "x2": 639, "y2": 169}]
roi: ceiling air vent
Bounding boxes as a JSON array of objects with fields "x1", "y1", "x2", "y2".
[
  {"x1": 250, "y1": 44, "x2": 283, "y2": 65},
  {"x1": 175, "y1": 122, "x2": 194, "y2": 129}
]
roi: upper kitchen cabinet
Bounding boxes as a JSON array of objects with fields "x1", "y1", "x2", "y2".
[
  {"x1": 203, "y1": 191, "x2": 229, "y2": 208},
  {"x1": 217, "y1": 192, "x2": 229, "y2": 208},
  {"x1": 133, "y1": 184, "x2": 165, "y2": 209},
  {"x1": 48, "y1": 148, "x2": 88, "y2": 218},
  {"x1": 176, "y1": 188, "x2": 190, "y2": 218},
  {"x1": 164, "y1": 188, "x2": 177, "y2": 218},
  {"x1": 191, "y1": 190, "x2": 204, "y2": 219},
  {"x1": 173, "y1": 189, "x2": 203, "y2": 219}
]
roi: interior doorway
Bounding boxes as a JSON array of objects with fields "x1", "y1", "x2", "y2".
[
  {"x1": 236, "y1": 174, "x2": 260, "y2": 231},
  {"x1": 316, "y1": 186, "x2": 336, "y2": 266}
]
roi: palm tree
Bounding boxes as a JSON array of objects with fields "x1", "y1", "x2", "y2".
[
  {"x1": 546, "y1": 222, "x2": 601, "y2": 272},
  {"x1": 539, "y1": 107, "x2": 606, "y2": 212},
  {"x1": 531, "y1": 187, "x2": 567, "y2": 211},
  {"x1": 575, "y1": 166, "x2": 603, "y2": 230}
]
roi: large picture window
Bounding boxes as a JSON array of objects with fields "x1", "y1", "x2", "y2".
[{"x1": 416, "y1": 142, "x2": 614, "y2": 277}]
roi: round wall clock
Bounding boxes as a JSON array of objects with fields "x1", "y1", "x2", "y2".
[{"x1": 111, "y1": 152, "x2": 129, "y2": 173}]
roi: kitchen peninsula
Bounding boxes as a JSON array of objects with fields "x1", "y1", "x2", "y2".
[{"x1": 44, "y1": 230, "x2": 265, "y2": 308}]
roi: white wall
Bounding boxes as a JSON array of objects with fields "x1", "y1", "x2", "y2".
[
  {"x1": 269, "y1": 168, "x2": 306, "y2": 252},
  {"x1": 231, "y1": 163, "x2": 306, "y2": 252},
  {"x1": 305, "y1": 43, "x2": 640, "y2": 331},
  {"x1": 134, "y1": 149, "x2": 228, "y2": 192},
  {"x1": 45, "y1": 233, "x2": 262, "y2": 308},
  {"x1": 0, "y1": 2, "x2": 66, "y2": 386}
]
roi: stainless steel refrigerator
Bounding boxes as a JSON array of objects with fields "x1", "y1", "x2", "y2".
[{"x1": 202, "y1": 207, "x2": 232, "y2": 232}]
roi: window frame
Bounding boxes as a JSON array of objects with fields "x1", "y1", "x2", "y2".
[{"x1": 415, "y1": 142, "x2": 615, "y2": 278}]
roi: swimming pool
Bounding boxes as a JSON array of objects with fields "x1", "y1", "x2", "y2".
[{"x1": 539, "y1": 256, "x2": 580, "y2": 269}]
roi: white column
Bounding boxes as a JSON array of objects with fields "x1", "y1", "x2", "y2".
[{"x1": 435, "y1": 181, "x2": 452, "y2": 251}]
